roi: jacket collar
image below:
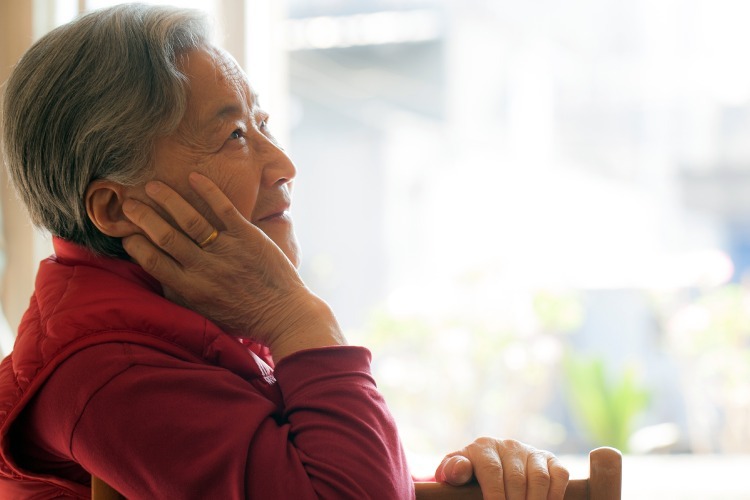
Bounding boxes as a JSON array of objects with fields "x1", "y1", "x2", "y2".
[{"x1": 52, "y1": 237, "x2": 162, "y2": 295}]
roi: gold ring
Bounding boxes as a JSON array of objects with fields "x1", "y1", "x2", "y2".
[{"x1": 198, "y1": 228, "x2": 219, "y2": 248}]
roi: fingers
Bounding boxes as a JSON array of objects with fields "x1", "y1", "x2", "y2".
[
  {"x1": 439, "y1": 438, "x2": 569, "y2": 500},
  {"x1": 122, "y1": 198, "x2": 199, "y2": 266},
  {"x1": 188, "y1": 172, "x2": 246, "y2": 230},
  {"x1": 435, "y1": 455, "x2": 474, "y2": 485},
  {"x1": 495, "y1": 441, "x2": 566, "y2": 500},
  {"x1": 469, "y1": 442, "x2": 507, "y2": 499},
  {"x1": 546, "y1": 456, "x2": 569, "y2": 500},
  {"x1": 525, "y1": 451, "x2": 551, "y2": 500},
  {"x1": 144, "y1": 181, "x2": 217, "y2": 247},
  {"x1": 121, "y1": 233, "x2": 185, "y2": 287},
  {"x1": 500, "y1": 448, "x2": 527, "y2": 500},
  {"x1": 132, "y1": 174, "x2": 247, "y2": 257},
  {"x1": 124, "y1": 176, "x2": 233, "y2": 270}
]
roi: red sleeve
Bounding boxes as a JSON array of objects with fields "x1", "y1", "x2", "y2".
[{"x1": 20, "y1": 343, "x2": 414, "y2": 499}]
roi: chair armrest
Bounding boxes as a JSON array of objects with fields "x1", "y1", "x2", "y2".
[
  {"x1": 414, "y1": 481, "x2": 482, "y2": 499},
  {"x1": 414, "y1": 479, "x2": 589, "y2": 499}
]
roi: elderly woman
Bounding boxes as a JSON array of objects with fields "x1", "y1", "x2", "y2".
[{"x1": 0, "y1": 4, "x2": 568, "y2": 499}]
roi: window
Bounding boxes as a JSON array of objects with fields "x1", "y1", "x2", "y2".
[{"x1": 5, "y1": 1, "x2": 750, "y2": 494}]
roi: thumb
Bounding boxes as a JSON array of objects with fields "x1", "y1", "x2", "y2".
[{"x1": 437, "y1": 455, "x2": 474, "y2": 485}]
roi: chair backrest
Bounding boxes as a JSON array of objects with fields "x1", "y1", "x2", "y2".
[
  {"x1": 91, "y1": 474, "x2": 125, "y2": 500},
  {"x1": 414, "y1": 447, "x2": 622, "y2": 500},
  {"x1": 91, "y1": 447, "x2": 622, "y2": 500}
]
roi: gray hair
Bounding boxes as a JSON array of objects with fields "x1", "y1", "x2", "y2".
[{"x1": 1, "y1": 3, "x2": 210, "y2": 257}]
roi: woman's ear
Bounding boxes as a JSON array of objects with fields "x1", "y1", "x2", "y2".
[{"x1": 85, "y1": 180, "x2": 141, "y2": 237}]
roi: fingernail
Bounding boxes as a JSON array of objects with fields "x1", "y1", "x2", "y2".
[
  {"x1": 441, "y1": 457, "x2": 455, "y2": 479},
  {"x1": 145, "y1": 181, "x2": 161, "y2": 195},
  {"x1": 444, "y1": 456, "x2": 473, "y2": 484}
]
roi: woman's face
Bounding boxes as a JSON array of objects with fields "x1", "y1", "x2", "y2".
[{"x1": 132, "y1": 46, "x2": 299, "y2": 266}]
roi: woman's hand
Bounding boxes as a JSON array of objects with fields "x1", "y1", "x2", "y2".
[
  {"x1": 121, "y1": 172, "x2": 345, "y2": 360},
  {"x1": 435, "y1": 438, "x2": 569, "y2": 500}
]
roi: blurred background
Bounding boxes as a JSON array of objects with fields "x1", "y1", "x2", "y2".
[{"x1": 3, "y1": 0, "x2": 750, "y2": 496}]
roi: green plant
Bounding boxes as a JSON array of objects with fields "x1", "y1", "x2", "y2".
[{"x1": 564, "y1": 355, "x2": 650, "y2": 452}]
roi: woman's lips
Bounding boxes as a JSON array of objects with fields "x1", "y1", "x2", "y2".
[
  {"x1": 254, "y1": 198, "x2": 290, "y2": 221},
  {"x1": 256, "y1": 210, "x2": 290, "y2": 223}
]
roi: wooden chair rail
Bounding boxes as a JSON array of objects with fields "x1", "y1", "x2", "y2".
[{"x1": 414, "y1": 478, "x2": 588, "y2": 499}]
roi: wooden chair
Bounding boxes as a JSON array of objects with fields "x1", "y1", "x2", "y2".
[
  {"x1": 414, "y1": 447, "x2": 622, "y2": 500},
  {"x1": 91, "y1": 447, "x2": 621, "y2": 499},
  {"x1": 91, "y1": 474, "x2": 125, "y2": 500}
]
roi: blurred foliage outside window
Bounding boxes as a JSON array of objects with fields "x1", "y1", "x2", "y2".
[{"x1": 351, "y1": 280, "x2": 750, "y2": 463}]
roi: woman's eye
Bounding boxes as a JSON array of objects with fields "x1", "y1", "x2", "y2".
[
  {"x1": 229, "y1": 129, "x2": 243, "y2": 140},
  {"x1": 260, "y1": 119, "x2": 268, "y2": 130}
]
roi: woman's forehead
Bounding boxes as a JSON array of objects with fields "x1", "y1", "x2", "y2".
[{"x1": 180, "y1": 48, "x2": 257, "y2": 131}]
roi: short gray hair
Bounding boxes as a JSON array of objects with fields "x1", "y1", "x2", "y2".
[{"x1": 1, "y1": 3, "x2": 210, "y2": 257}]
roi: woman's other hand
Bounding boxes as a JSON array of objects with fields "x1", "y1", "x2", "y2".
[{"x1": 435, "y1": 437, "x2": 569, "y2": 500}]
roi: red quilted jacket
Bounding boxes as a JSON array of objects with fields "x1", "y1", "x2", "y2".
[{"x1": 0, "y1": 238, "x2": 412, "y2": 499}]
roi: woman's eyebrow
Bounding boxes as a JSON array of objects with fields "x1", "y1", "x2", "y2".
[
  {"x1": 195, "y1": 103, "x2": 242, "y2": 136},
  {"x1": 200, "y1": 93, "x2": 260, "y2": 133}
]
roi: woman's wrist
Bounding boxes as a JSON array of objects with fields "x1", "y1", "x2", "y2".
[{"x1": 267, "y1": 293, "x2": 347, "y2": 362}]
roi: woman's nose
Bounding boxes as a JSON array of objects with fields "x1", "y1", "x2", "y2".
[{"x1": 259, "y1": 137, "x2": 297, "y2": 187}]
